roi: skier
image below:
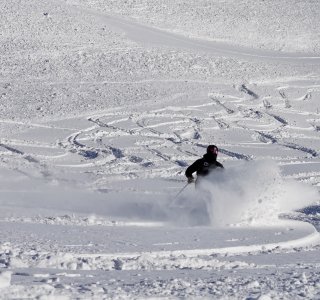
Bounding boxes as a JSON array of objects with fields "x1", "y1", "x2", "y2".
[{"x1": 185, "y1": 145, "x2": 224, "y2": 186}]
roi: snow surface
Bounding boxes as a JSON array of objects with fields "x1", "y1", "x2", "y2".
[{"x1": 1, "y1": 0, "x2": 320, "y2": 299}]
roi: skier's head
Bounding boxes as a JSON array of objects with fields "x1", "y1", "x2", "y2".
[{"x1": 207, "y1": 145, "x2": 219, "y2": 160}]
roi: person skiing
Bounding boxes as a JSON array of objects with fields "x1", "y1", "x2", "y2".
[{"x1": 185, "y1": 145, "x2": 224, "y2": 185}]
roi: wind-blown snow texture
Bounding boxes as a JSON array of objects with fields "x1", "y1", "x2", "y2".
[{"x1": 1, "y1": 0, "x2": 320, "y2": 299}]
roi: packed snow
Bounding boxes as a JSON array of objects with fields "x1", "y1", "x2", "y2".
[{"x1": 0, "y1": 0, "x2": 320, "y2": 299}]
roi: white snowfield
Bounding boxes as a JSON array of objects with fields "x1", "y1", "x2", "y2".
[{"x1": 1, "y1": 0, "x2": 320, "y2": 299}]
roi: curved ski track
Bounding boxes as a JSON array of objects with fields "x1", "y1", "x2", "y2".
[
  {"x1": 1, "y1": 5, "x2": 320, "y2": 299},
  {"x1": 0, "y1": 82, "x2": 319, "y2": 189}
]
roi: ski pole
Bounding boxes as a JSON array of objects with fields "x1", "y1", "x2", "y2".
[{"x1": 173, "y1": 182, "x2": 189, "y2": 200}]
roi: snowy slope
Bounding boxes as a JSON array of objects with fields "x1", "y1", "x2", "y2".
[{"x1": 0, "y1": 0, "x2": 320, "y2": 299}]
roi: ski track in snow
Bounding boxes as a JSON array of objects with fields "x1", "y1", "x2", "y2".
[
  {"x1": 1, "y1": 82, "x2": 319, "y2": 185},
  {"x1": 1, "y1": 80, "x2": 320, "y2": 299},
  {"x1": 1, "y1": 1, "x2": 320, "y2": 299}
]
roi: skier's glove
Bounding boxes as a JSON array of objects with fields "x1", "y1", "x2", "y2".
[{"x1": 187, "y1": 177, "x2": 194, "y2": 184}]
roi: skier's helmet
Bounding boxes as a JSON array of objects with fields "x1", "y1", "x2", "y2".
[{"x1": 207, "y1": 145, "x2": 219, "y2": 156}]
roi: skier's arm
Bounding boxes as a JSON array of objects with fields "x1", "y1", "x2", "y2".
[{"x1": 185, "y1": 159, "x2": 201, "y2": 179}]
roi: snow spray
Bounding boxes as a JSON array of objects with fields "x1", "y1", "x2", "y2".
[{"x1": 195, "y1": 160, "x2": 319, "y2": 226}]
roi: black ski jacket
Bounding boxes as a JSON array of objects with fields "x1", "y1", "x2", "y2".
[{"x1": 185, "y1": 153, "x2": 224, "y2": 179}]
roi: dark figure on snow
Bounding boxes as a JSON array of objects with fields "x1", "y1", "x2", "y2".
[{"x1": 185, "y1": 145, "x2": 224, "y2": 185}]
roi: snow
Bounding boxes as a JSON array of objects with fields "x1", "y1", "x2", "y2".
[
  {"x1": 1, "y1": 0, "x2": 320, "y2": 299},
  {"x1": 0, "y1": 272, "x2": 11, "y2": 289}
]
